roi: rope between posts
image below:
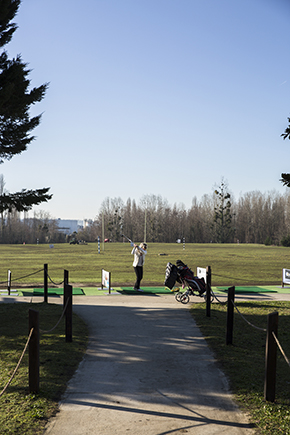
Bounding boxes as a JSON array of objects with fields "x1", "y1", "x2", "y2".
[
  {"x1": 40, "y1": 296, "x2": 71, "y2": 334},
  {"x1": 213, "y1": 272, "x2": 258, "y2": 285},
  {"x1": 0, "y1": 327, "x2": 34, "y2": 398},
  {"x1": 272, "y1": 331, "x2": 290, "y2": 369},
  {"x1": 0, "y1": 268, "x2": 44, "y2": 285},
  {"x1": 231, "y1": 299, "x2": 267, "y2": 332},
  {"x1": 211, "y1": 288, "x2": 227, "y2": 305},
  {"x1": 47, "y1": 273, "x2": 64, "y2": 286}
]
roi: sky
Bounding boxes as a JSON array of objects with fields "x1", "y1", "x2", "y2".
[{"x1": 2, "y1": 0, "x2": 290, "y2": 220}]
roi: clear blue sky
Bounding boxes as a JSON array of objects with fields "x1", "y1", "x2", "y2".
[{"x1": 2, "y1": 0, "x2": 290, "y2": 220}]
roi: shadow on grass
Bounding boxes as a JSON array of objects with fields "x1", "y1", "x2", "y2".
[
  {"x1": 0, "y1": 302, "x2": 88, "y2": 434},
  {"x1": 190, "y1": 302, "x2": 290, "y2": 403}
]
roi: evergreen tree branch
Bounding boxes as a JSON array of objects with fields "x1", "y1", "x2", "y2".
[
  {"x1": 0, "y1": 187, "x2": 52, "y2": 213},
  {"x1": 0, "y1": 0, "x2": 20, "y2": 48},
  {"x1": 280, "y1": 173, "x2": 290, "y2": 188},
  {"x1": 281, "y1": 117, "x2": 290, "y2": 141}
]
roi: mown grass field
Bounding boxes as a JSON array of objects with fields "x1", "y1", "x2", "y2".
[
  {"x1": 1, "y1": 242, "x2": 290, "y2": 434},
  {"x1": 191, "y1": 301, "x2": 290, "y2": 435},
  {"x1": 0, "y1": 303, "x2": 88, "y2": 435},
  {"x1": 0, "y1": 242, "x2": 290, "y2": 287}
]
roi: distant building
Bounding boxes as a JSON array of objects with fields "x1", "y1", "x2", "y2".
[{"x1": 56, "y1": 219, "x2": 84, "y2": 235}]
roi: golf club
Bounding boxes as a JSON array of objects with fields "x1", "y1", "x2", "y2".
[{"x1": 121, "y1": 234, "x2": 134, "y2": 244}]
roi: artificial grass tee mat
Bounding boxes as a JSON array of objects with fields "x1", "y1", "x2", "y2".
[
  {"x1": 121, "y1": 286, "x2": 284, "y2": 295},
  {"x1": 33, "y1": 287, "x2": 84, "y2": 295},
  {"x1": 8, "y1": 286, "x2": 287, "y2": 297},
  {"x1": 120, "y1": 287, "x2": 172, "y2": 294},
  {"x1": 217, "y1": 286, "x2": 277, "y2": 293}
]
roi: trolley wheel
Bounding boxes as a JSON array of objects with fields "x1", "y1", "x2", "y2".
[
  {"x1": 175, "y1": 292, "x2": 183, "y2": 302},
  {"x1": 180, "y1": 294, "x2": 189, "y2": 304}
]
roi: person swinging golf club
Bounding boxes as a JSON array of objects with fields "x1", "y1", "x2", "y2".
[{"x1": 131, "y1": 241, "x2": 147, "y2": 291}]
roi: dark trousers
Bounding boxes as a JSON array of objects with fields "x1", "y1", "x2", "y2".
[{"x1": 134, "y1": 266, "x2": 143, "y2": 289}]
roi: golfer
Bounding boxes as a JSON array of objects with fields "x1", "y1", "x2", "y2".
[{"x1": 131, "y1": 242, "x2": 147, "y2": 291}]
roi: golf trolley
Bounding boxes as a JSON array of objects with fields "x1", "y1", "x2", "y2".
[{"x1": 164, "y1": 260, "x2": 213, "y2": 304}]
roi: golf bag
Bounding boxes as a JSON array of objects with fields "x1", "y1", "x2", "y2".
[
  {"x1": 164, "y1": 262, "x2": 178, "y2": 289},
  {"x1": 164, "y1": 260, "x2": 206, "y2": 296}
]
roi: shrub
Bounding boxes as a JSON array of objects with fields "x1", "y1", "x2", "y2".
[
  {"x1": 264, "y1": 236, "x2": 272, "y2": 246},
  {"x1": 281, "y1": 235, "x2": 290, "y2": 247}
]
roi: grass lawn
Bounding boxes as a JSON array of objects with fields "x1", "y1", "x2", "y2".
[
  {"x1": 190, "y1": 300, "x2": 290, "y2": 435},
  {"x1": 1, "y1": 243, "x2": 290, "y2": 433},
  {"x1": 0, "y1": 302, "x2": 88, "y2": 434},
  {"x1": 0, "y1": 242, "x2": 290, "y2": 287}
]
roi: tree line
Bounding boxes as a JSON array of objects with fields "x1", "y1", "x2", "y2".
[
  {"x1": 0, "y1": 208, "x2": 65, "y2": 244},
  {"x1": 2, "y1": 184, "x2": 290, "y2": 245},
  {"x1": 77, "y1": 185, "x2": 290, "y2": 246}
]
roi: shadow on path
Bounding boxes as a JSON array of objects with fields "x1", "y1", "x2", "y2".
[{"x1": 45, "y1": 296, "x2": 255, "y2": 434}]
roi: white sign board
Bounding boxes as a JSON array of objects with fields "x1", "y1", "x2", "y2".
[
  {"x1": 102, "y1": 269, "x2": 111, "y2": 289},
  {"x1": 282, "y1": 268, "x2": 290, "y2": 285},
  {"x1": 197, "y1": 267, "x2": 206, "y2": 283}
]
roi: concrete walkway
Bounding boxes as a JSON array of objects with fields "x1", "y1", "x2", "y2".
[{"x1": 43, "y1": 293, "x2": 256, "y2": 435}]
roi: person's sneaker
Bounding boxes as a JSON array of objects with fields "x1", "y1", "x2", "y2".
[{"x1": 137, "y1": 288, "x2": 144, "y2": 292}]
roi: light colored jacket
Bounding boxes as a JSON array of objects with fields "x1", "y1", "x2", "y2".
[{"x1": 131, "y1": 246, "x2": 147, "y2": 267}]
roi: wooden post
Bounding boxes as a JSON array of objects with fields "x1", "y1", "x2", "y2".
[
  {"x1": 206, "y1": 266, "x2": 211, "y2": 317},
  {"x1": 264, "y1": 311, "x2": 278, "y2": 402},
  {"x1": 64, "y1": 284, "x2": 73, "y2": 342},
  {"x1": 226, "y1": 286, "x2": 235, "y2": 345},
  {"x1": 7, "y1": 269, "x2": 11, "y2": 295},
  {"x1": 44, "y1": 264, "x2": 48, "y2": 303},
  {"x1": 63, "y1": 270, "x2": 69, "y2": 309},
  {"x1": 64, "y1": 269, "x2": 69, "y2": 286},
  {"x1": 29, "y1": 309, "x2": 39, "y2": 393}
]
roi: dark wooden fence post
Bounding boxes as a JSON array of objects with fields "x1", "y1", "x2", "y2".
[
  {"x1": 64, "y1": 284, "x2": 73, "y2": 342},
  {"x1": 63, "y1": 270, "x2": 69, "y2": 309},
  {"x1": 44, "y1": 264, "x2": 48, "y2": 303},
  {"x1": 226, "y1": 286, "x2": 235, "y2": 345},
  {"x1": 8, "y1": 269, "x2": 11, "y2": 295},
  {"x1": 206, "y1": 266, "x2": 211, "y2": 317},
  {"x1": 64, "y1": 269, "x2": 69, "y2": 286},
  {"x1": 64, "y1": 269, "x2": 69, "y2": 287},
  {"x1": 264, "y1": 311, "x2": 278, "y2": 402},
  {"x1": 29, "y1": 309, "x2": 39, "y2": 393}
]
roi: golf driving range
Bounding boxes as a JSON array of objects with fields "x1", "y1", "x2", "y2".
[{"x1": 1, "y1": 242, "x2": 290, "y2": 434}]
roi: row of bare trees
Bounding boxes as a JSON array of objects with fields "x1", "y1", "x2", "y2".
[
  {"x1": 77, "y1": 189, "x2": 290, "y2": 245},
  {"x1": 0, "y1": 210, "x2": 65, "y2": 244},
  {"x1": 2, "y1": 188, "x2": 290, "y2": 245}
]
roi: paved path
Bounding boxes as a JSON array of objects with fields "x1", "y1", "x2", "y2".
[{"x1": 43, "y1": 294, "x2": 255, "y2": 435}]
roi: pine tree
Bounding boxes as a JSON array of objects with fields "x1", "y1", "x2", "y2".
[
  {"x1": 213, "y1": 179, "x2": 232, "y2": 243},
  {"x1": 0, "y1": 0, "x2": 52, "y2": 216}
]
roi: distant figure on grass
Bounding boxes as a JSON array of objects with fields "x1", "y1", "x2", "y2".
[{"x1": 131, "y1": 242, "x2": 147, "y2": 291}]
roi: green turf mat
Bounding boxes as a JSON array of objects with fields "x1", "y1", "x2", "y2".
[
  {"x1": 17, "y1": 289, "x2": 33, "y2": 296},
  {"x1": 33, "y1": 287, "x2": 84, "y2": 296},
  {"x1": 82, "y1": 288, "x2": 105, "y2": 295},
  {"x1": 121, "y1": 287, "x2": 173, "y2": 294},
  {"x1": 82, "y1": 287, "x2": 123, "y2": 295},
  {"x1": 217, "y1": 286, "x2": 276, "y2": 294}
]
